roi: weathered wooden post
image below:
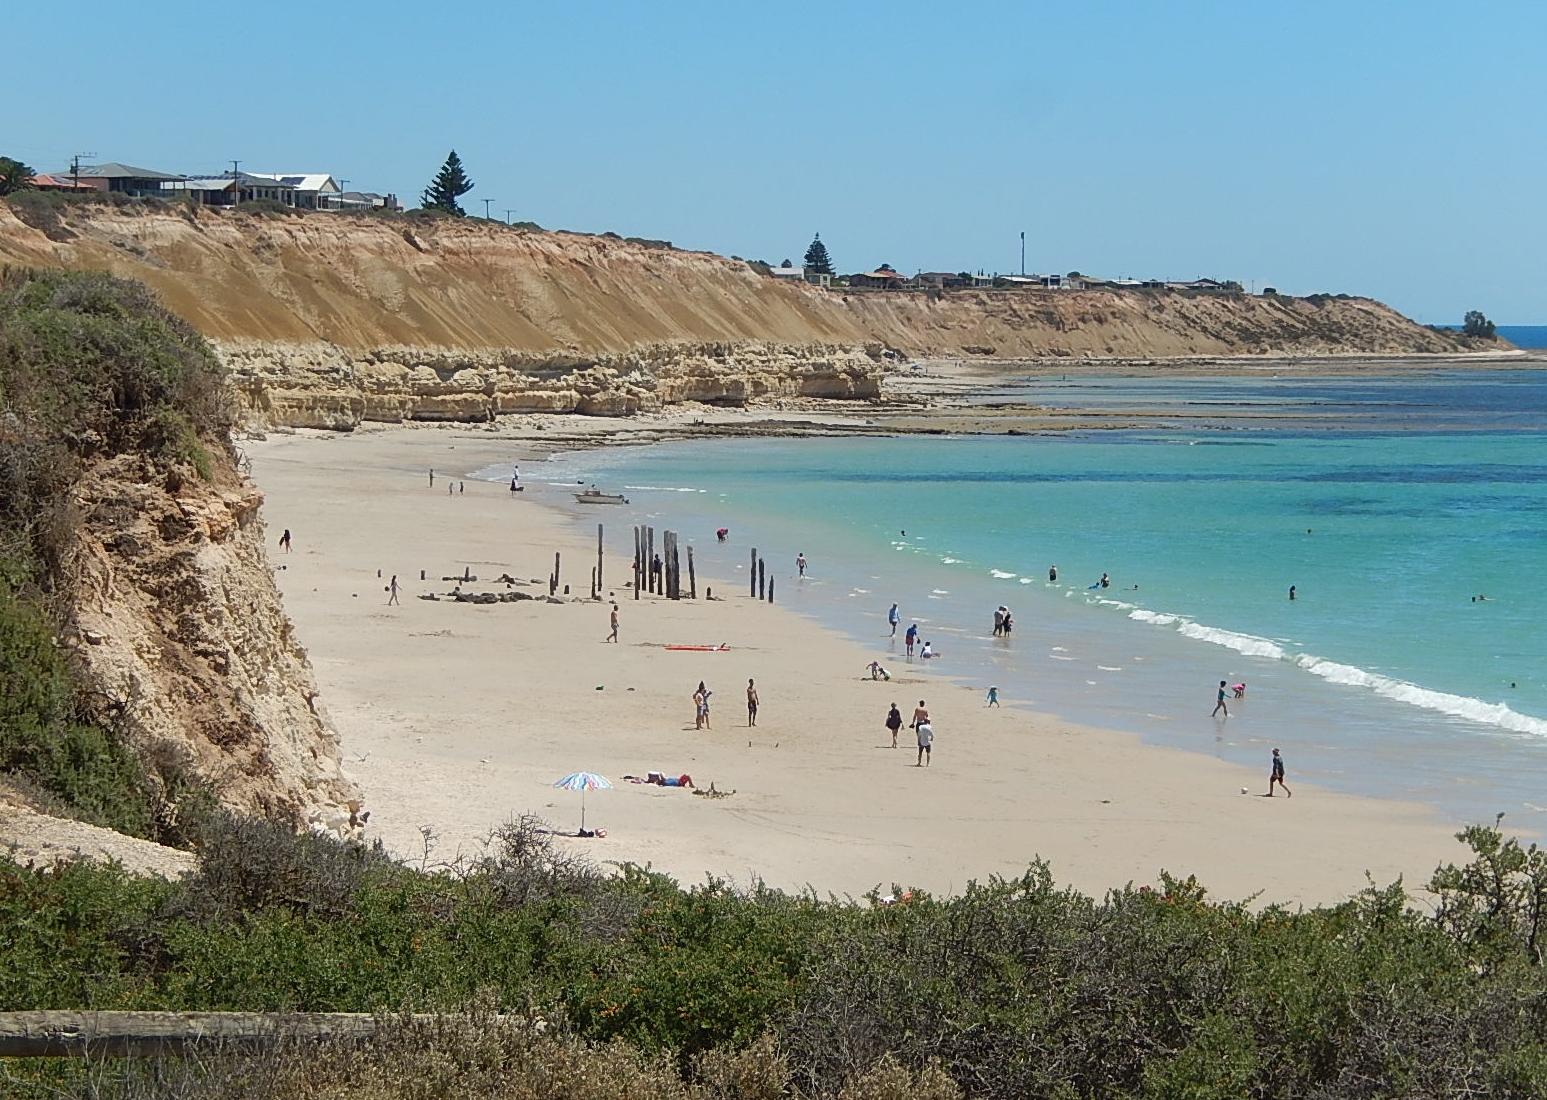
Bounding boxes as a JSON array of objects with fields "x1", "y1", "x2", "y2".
[
  {"x1": 768, "y1": 576, "x2": 775, "y2": 604},
  {"x1": 758, "y1": 557, "x2": 766, "y2": 601},
  {"x1": 750, "y1": 548, "x2": 758, "y2": 596},
  {"x1": 551, "y1": 551, "x2": 561, "y2": 596},
  {"x1": 687, "y1": 545, "x2": 696, "y2": 599},
  {"x1": 633, "y1": 526, "x2": 642, "y2": 600},
  {"x1": 597, "y1": 523, "x2": 604, "y2": 594},
  {"x1": 648, "y1": 527, "x2": 656, "y2": 594},
  {"x1": 670, "y1": 533, "x2": 682, "y2": 599},
  {"x1": 591, "y1": 566, "x2": 597, "y2": 600}
]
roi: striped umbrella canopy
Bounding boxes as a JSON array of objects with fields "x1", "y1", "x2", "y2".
[{"x1": 553, "y1": 772, "x2": 612, "y2": 833}]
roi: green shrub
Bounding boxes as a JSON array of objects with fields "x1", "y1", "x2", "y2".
[
  {"x1": 0, "y1": 269, "x2": 231, "y2": 832},
  {"x1": 2, "y1": 820, "x2": 1545, "y2": 1097}
]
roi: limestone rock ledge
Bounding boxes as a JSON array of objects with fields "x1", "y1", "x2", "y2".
[{"x1": 222, "y1": 340, "x2": 887, "y2": 430}]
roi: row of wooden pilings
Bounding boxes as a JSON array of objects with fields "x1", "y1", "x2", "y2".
[{"x1": 557, "y1": 524, "x2": 776, "y2": 604}]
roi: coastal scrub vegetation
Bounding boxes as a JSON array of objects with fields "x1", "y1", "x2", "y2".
[
  {"x1": 0, "y1": 155, "x2": 34, "y2": 196},
  {"x1": 3, "y1": 814, "x2": 1546, "y2": 1098},
  {"x1": 1463, "y1": 309, "x2": 1497, "y2": 339},
  {"x1": 0, "y1": 268, "x2": 231, "y2": 835}
]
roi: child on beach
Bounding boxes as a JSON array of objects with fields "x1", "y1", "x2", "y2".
[
  {"x1": 694, "y1": 682, "x2": 713, "y2": 730},
  {"x1": 1232, "y1": 682, "x2": 1246, "y2": 699},
  {"x1": 1212, "y1": 680, "x2": 1230, "y2": 718},
  {"x1": 1267, "y1": 748, "x2": 1292, "y2": 797},
  {"x1": 867, "y1": 661, "x2": 891, "y2": 681},
  {"x1": 886, "y1": 703, "x2": 903, "y2": 748},
  {"x1": 905, "y1": 624, "x2": 918, "y2": 658}
]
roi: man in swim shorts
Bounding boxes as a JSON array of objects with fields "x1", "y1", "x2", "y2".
[
  {"x1": 888, "y1": 603, "x2": 900, "y2": 637},
  {"x1": 905, "y1": 624, "x2": 918, "y2": 658},
  {"x1": 913, "y1": 700, "x2": 933, "y2": 766},
  {"x1": 746, "y1": 678, "x2": 759, "y2": 727}
]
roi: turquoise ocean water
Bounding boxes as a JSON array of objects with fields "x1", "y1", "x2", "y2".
[{"x1": 493, "y1": 370, "x2": 1547, "y2": 833}]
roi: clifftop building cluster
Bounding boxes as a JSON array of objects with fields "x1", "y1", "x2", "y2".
[{"x1": 31, "y1": 160, "x2": 400, "y2": 211}]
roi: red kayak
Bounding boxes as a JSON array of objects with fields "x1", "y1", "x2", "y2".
[{"x1": 664, "y1": 644, "x2": 730, "y2": 652}]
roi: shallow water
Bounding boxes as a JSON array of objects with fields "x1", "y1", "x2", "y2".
[{"x1": 493, "y1": 370, "x2": 1547, "y2": 834}]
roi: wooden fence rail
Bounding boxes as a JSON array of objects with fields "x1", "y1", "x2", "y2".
[{"x1": 0, "y1": 1011, "x2": 515, "y2": 1058}]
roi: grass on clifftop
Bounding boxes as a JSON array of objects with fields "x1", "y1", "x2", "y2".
[
  {"x1": 1, "y1": 815, "x2": 1545, "y2": 1098},
  {"x1": 0, "y1": 267, "x2": 230, "y2": 835}
]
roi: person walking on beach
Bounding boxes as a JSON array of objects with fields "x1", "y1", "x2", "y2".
[
  {"x1": 986, "y1": 686, "x2": 999, "y2": 707},
  {"x1": 387, "y1": 575, "x2": 399, "y2": 605},
  {"x1": 694, "y1": 681, "x2": 712, "y2": 730},
  {"x1": 993, "y1": 606, "x2": 1005, "y2": 637},
  {"x1": 905, "y1": 623, "x2": 918, "y2": 659},
  {"x1": 1267, "y1": 748, "x2": 1292, "y2": 797},
  {"x1": 912, "y1": 700, "x2": 933, "y2": 767},
  {"x1": 607, "y1": 603, "x2": 619, "y2": 643},
  {"x1": 429, "y1": 469, "x2": 434, "y2": 488},
  {"x1": 888, "y1": 602, "x2": 900, "y2": 637},
  {"x1": 746, "y1": 678, "x2": 759, "y2": 727},
  {"x1": 886, "y1": 702, "x2": 903, "y2": 748},
  {"x1": 279, "y1": 529, "x2": 292, "y2": 553},
  {"x1": 1212, "y1": 680, "x2": 1230, "y2": 718},
  {"x1": 797, "y1": 552, "x2": 807, "y2": 578}
]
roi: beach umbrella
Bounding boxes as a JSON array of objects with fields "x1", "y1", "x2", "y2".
[{"x1": 552, "y1": 771, "x2": 612, "y2": 833}]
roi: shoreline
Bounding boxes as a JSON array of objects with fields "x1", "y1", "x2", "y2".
[{"x1": 247, "y1": 424, "x2": 1465, "y2": 905}]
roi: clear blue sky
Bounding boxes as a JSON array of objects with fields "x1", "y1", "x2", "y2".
[{"x1": 9, "y1": 1, "x2": 1545, "y2": 322}]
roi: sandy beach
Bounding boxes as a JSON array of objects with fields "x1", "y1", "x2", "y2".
[{"x1": 246, "y1": 424, "x2": 1462, "y2": 905}]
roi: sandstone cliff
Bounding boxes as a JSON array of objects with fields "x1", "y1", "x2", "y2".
[
  {"x1": 63, "y1": 451, "x2": 360, "y2": 831},
  {"x1": 0, "y1": 201, "x2": 1474, "y2": 430},
  {"x1": 0, "y1": 268, "x2": 359, "y2": 854}
]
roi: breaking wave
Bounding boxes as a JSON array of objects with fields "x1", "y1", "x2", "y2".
[{"x1": 1124, "y1": 607, "x2": 1547, "y2": 737}]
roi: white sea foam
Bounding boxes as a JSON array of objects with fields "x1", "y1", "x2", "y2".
[
  {"x1": 1291, "y1": 655, "x2": 1547, "y2": 737},
  {"x1": 622, "y1": 485, "x2": 706, "y2": 492},
  {"x1": 1050, "y1": 654, "x2": 1075, "y2": 661},
  {"x1": 1051, "y1": 646, "x2": 1067, "y2": 652},
  {"x1": 1097, "y1": 665, "x2": 1124, "y2": 672},
  {"x1": 941, "y1": 557, "x2": 962, "y2": 565},
  {"x1": 1019, "y1": 577, "x2": 1035, "y2": 584},
  {"x1": 931, "y1": 589, "x2": 950, "y2": 595},
  {"x1": 1175, "y1": 622, "x2": 1288, "y2": 660},
  {"x1": 1129, "y1": 609, "x2": 1182, "y2": 626},
  {"x1": 989, "y1": 569, "x2": 1018, "y2": 579}
]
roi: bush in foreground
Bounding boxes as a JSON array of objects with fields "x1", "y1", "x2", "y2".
[{"x1": 2, "y1": 815, "x2": 1546, "y2": 1097}]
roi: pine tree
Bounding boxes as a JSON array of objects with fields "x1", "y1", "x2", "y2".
[
  {"x1": 803, "y1": 233, "x2": 834, "y2": 276},
  {"x1": 421, "y1": 150, "x2": 474, "y2": 216}
]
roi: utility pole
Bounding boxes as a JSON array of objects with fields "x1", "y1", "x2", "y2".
[
  {"x1": 336, "y1": 178, "x2": 350, "y2": 211},
  {"x1": 1020, "y1": 230, "x2": 1025, "y2": 277},
  {"x1": 70, "y1": 152, "x2": 96, "y2": 190},
  {"x1": 504, "y1": 209, "x2": 515, "y2": 225},
  {"x1": 230, "y1": 160, "x2": 242, "y2": 205},
  {"x1": 482, "y1": 198, "x2": 494, "y2": 220}
]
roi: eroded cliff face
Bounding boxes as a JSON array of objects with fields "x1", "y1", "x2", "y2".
[
  {"x1": 63, "y1": 450, "x2": 359, "y2": 832},
  {"x1": 0, "y1": 201, "x2": 1475, "y2": 430}
]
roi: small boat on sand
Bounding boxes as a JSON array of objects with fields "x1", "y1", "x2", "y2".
[
  {"x1": 665, "y1": 644, "x2": 730, "y2": 652},
  {"x1": 574, "y1": 487, "x2": 629, "y2": 505}
]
